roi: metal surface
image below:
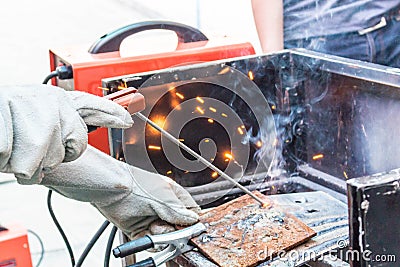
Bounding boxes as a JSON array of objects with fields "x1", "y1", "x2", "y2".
[
  {"x1": 134, "y1": 112, "x2": 267, "y2": 206},
  {"x1": 190, "y1": 191, "x2": 316, "y2": 267},
  {"x1": 347, "y1": 168, "x2": 400, "y2": 266},
  {"x1": 174, "y1": 191, "x2": 348, "y2": 267}
]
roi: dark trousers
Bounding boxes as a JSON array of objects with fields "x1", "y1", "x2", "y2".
[{"x1": 285, "y1": 15, "x2": 400, "y2": 68}]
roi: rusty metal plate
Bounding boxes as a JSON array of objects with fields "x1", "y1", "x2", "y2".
[{"x1": 191, "y1": 191, "x2": 316, "y2": 267}]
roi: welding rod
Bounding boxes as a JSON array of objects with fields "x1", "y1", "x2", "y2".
[{"x1": 134, "y1": 112, "x2": 267, "y2": 207}]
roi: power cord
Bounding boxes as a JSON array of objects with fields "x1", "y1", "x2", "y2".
[
  {"x1": 75, "y1": 220, "x2": 110, "y2": 267},
  {"x1": 43, "y1": 69, "x2": 75, "y2": 267},
  {"x1": 27, "y1": 229, "x2": 45, "y2": 267},
  {"x1": 104, "y1": 226, "x2": 118, "y2": 267}
]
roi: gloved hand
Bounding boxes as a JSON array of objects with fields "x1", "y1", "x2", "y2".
[
  {"x1": 30, "y1": 145, "x2": 200, "y2": 238},
  {"x1": 0, "y1": 84, "x2": 133, "y2": 182}
]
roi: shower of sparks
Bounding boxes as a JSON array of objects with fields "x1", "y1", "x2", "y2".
[
  {"x1": 312, "y1": 154, "x2": 324, "y2": 160},
  {"x1": 256, "y1": 141, "x2": 263, "y2": 148},
  {"x1": 343, "y1": 171, "x2": 348, "y2": 179},
  {"x1": 218, "y1": 67, "x2": 230, "y2": 75},
  {"x1": 221, "y1": 113, "x2": 228, "y2": 117},
  {"x1": 208, "y1": 118, "x2": 214, "y2": 123},
  {"x1": 148, "y1": 145, "x2": 161, "y2": 150},
  {"x1": 209, "y1": 107, "x2": 217, "y2": 112},
  {"x1": 167, "y1": 170, "x2": 172, "y2": 175},
  {"x1": 248, "y1": 71, "x2": 254, "y2": 80},
  {"x1": 196, "y1": 107, "x2": 205, "y2": 114},
  {"x1": 211, "y1": 172, "x2": 218, "y2": 178},
  {"x1": 196, "y1": 97, "x2": 204, "y2": 104},
  {"x1": 237, "y1": 127, "x2": 244, "y2": 135},
  {"x1": 175, "y1": 92, "x2": 185, "y2": 99}
]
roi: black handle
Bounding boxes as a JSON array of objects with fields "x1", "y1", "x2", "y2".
[
  {"x1": 113, "y1": 236, "x2": 153, "y2": 258},
  {"x1": 127, "y1": 257, "x2": 156, "y2": 267},
  {"x1": 88, "y1": 20, "x2": 208, "y2": 54}
]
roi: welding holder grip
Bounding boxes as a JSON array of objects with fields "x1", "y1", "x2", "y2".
[
  {"x1": 88, "y1": 20, "x2": 209, "y2": 54},
  {"x1": 113, "y1": 236, "x2": 154, "y2": 258}
]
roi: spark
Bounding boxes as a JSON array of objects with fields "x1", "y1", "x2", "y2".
[
  {"x1": 237, "y1": 127, "x2": 244, "y2": 135},
  {"x1": 225, "y1": 153, "x2": 233, "y2": 160},
  {"x1": 175, "y1": 92, "x2": 185, "y2": 99},
  {"x1": 218, "y1": 67, "x2": 230, "y2": 75},
  {"x1": 167, "y1": 170, "x2": 172, "y2": 175},
  {"x1": 118, "y1": 86, "x2": 126, "y2": 90},
  {"x1": 98, "y1": 86, "x2": 109, "y2": 91},
  {"x1": 208, "y1": 118, "x2": 214, "y2": 123},
  {"x1": 148, "y1": 145, "x2": 161, "y2": 150},
  {"x1": 248, "y1": 71, "x2": 254, "y2": 80},
  {"x1": 221, "y1": 113, "x2": 228, "y2": 117},
  {"x1": 178, "y1": 138, "x2": 185, "y2": 142},
  {"x1": 209, "y1": 107, "x2": 217, "y2": 112},
  {"x1": 256, "y1": 141, "x2": 262, "y2": 148},
  {"x1": 204, "y1": 139, "x2": 210, "y2": 143},
  {"x1": 196, "y1": 97, "x2": 204, "y2": 104},
  {"x1": 271, "y1": 105, "x2": 276, "y2": 110},
  {"x1": 312, "y1": 154, "x2": 324, "y2": 160},
  {"x1": 211, "y1": 172, "x2": 218, "y2": 178},
  {"x1": 196, "y1": 107, "x2": 205, "y2": 114},
  {"x1": 343, "y1": 171, "x2": 348, "y2": 179}
]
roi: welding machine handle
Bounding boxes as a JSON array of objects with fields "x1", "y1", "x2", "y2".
[{"x1": 88, "y1": 20, "x2": 209, "y2": 54}]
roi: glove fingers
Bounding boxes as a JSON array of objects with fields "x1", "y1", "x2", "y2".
[
  {"x1": 67, "y1": 91, "x2": 133, "y2": 129},
  {"x1": 150, "y1": 201, "x2": 199, "y2": 226},
  {"x1": 170, "y1": 181, "x2": 201, "y2": 213}
]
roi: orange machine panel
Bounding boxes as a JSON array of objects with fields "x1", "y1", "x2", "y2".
[
  {"x1": 49, "y1": 21, "x2": 255, "y2": 154},
  {"x1": 0, "y1": 224, "x2": 32, "y2": 267}
]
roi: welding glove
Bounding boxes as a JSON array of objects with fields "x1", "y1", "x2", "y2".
[
  {"x1": 27, "y1": 145, "x2": 200, "y2": 238},
  {"x1": 0, "y1": 84, "x2": 133, "y2": 182}
]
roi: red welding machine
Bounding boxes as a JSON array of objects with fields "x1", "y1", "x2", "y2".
[
  {"x1": 0, "y1": 224, "x2": 32, "y2": 267},
  {"x1": 49, "y1": 21, "x2": 255, "y2": 154}
]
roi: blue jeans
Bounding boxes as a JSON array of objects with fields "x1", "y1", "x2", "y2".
[{"x1": 285, "y1": 15, "x2": 400, "y2": 68}]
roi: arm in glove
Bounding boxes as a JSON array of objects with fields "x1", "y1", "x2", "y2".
[
  {"x1": 0, "y1": 84, "x2": 133, "y2": 182},
  {"x1": 29, "y1": 145, "x2": 200, "y2": 239}
]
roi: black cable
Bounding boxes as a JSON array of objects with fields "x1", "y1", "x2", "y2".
[
  {"x1": 27, "y1": 229, "x2": 45, "y2": 267},
  {"x1": 104, "y1": 226, "x2": 118, "y2": 267},
  {"x1": 42, "y1": 72, "x2": 76, "y2": 267},
  {"x1": 42, "y1": 70, "x2": 58, "y2": 84},
  {"x1": 47, "y1": 190, "x2": 76, "y2": 267},
  {"x1": 75, "y1": 220, "x2": 110, "y2": 267}
]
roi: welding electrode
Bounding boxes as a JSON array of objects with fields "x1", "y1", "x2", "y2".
[{"x1": 134, "y1": 112, "x2": 268, "y2": 207}]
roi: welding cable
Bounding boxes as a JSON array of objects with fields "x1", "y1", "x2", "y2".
[
  {"x1": 75, "y1": 220, "x2": 110, "y2": 267},
  {"x1": 104, "y1": 225, "x2": 118, "y2": 267},
  {"x1": 27, "y1": 229, "x2": 45, "y2": 267},
  {"x1": 42, "y1": 70, "x2": 58, "y2": 84},
  {"x1": 47, "y1": 190, "x2": 76, "y2": 266},
  {"x1": 43, "y1": 71, "x2": 76, "y2": 267}
]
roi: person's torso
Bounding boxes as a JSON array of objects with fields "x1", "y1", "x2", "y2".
[{"x1": 284, "y1": 0, "x2": 400, "y2": 41}]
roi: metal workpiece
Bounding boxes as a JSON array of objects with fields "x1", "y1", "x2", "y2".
[
  {"x1": 347, "y1": 169, "x2": 400, "y2": 267},
  {"x1": 173, "y1": 191, "x2": 348, "y2": 267}
]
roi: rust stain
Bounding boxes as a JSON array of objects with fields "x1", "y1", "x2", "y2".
[{"x1": 191, "y1": 191, "x2": 316, "y2": 267}]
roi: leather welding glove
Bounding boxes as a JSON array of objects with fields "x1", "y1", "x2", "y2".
[
  {"x1": 0, "y1": 84, "x2": 133, "y2": 182},
  {"x1": 26, "y1": 145, "x2": 200, "y2": 238}
]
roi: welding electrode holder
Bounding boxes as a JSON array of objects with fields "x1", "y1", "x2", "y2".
[
  {"x1": 88, "y1": 20, "x2": 208, "y2": 54},
  {"x1": 113, "y1": 223, "x2": 206, "y2": 267}
]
